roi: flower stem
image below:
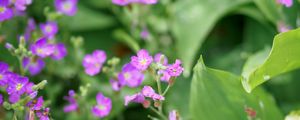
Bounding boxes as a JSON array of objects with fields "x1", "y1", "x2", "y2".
[
  {"x1": 162, "y1": 84, "x2": 171, "y2": 96},
  {"x1": 149, "y1": 106, "x2": 168, "y2": 120}
]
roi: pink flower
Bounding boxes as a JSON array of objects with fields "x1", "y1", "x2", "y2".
[
  {"x1": 91, "y1": 93, "x2": 112, "y2": 118},
  {"x1": 167, "y1": 59, "x2": 184, "y2": 77},
  {"x1": 277, "y1": 0, "x2": 293, "y2": 7},
  {"x1": 82, "y1": 50, "x2": 107, "y2": 76},
  {"x1": 124, "y1": 93, "x2": 145, "y2": 106},
  {"x1": 130, "y1": 49, "x2": 153, "y2": 71}
]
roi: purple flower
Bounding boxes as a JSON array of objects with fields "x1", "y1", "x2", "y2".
[
  {"x1": 9, "y1": 94, "x2": 20, "y2": 103},
  {"x1": 0, "y1": 0, "x2": 13, "y2": 22},
  {"x1": 27, "y1": 96, "x2": 44, "y2": 110},
  {"x1": 91, "y1": 93, "x2": 112, "y2": 118},
  {"x1": 138, "y1": 0, "x2": 157, "y2": 4},
  {"x1": 160, "y1": 70, "x2": 171, "y2": 82},
  {"x1": 24, "y1": 18, "x2": 36, "y2": 41},
  {"x1": 14, "y1": 0, "x2": 32, "y2": 11},
  {"x1": 141, "y1": 86, "x2": 155, "y2": 97},
  {"x1": 0, "y1": 61, "x2": 10, "y2": 86},
  {"x1": 167, "y1": 60, "x2": 184, "y2": 77},
  {"x1": 154, "y1": 53, "x2": 168, "y2": 65},
  {"x1": 22, "y1": 57, "x2": 45, "y2": 76},
  {"x1": 124, "y1": 93, "x2": 145, "y2": 106},
  {"x1": 36, "y1": 107, "x2": 50, "y2": 120},
  {"x1": 152, "y1": 94, "x2": 165, "y2": 101},
  {"x1": 30, "y1": 38, "x2": 55, "y2": 58},
  {"x1": 55, "y1": 0, "x2": 78, "y2": 16},
  {"x1": 40, "y1": 21, "x2": 58, "y2": 39},
  {"x1": 277, "y1": 22, "x2": 291, "y2": 33},
  {"x1": 112, "y1": 0, "x2": 131, "y2": 6},
  {"x1": 50, "y1": 43, "x2": 67, "y2": 60},
  {"x1": 141, "y1": 27, "x2": 149, "y2": 40},
  {"x1": 130, "y1": 49, "x2": 153, "y2": 71},
  {"x1": 277, "y1": 0, "x2": 293, "y2": 7},
  {"x1": 118, "y1": 63, "x2": 144, "y2": 87},
  {"x1": 0, "y1": 94, "x2": 3, "y2": 105},
  {"x1": 82, "y1": 50, "x2": 107, "y2": 76},
  {"x1": 63, "y1": 90, "x2": 78, "y2": 112},
  {"x1": 112, "y1": 0, "x2": 157, "y2": 6},
  {"x1": 5, "y1": 43, "x2": 14, "y2": 50},
  {"x1": 169, "y1": 110, "x2": 178, "y2": 120},
  {"x1": 110, "y1": 79, "x2": 123, "y2": 91},
  {"x1": 6, "y1": 75, "x2": 29, "y2": 95}
]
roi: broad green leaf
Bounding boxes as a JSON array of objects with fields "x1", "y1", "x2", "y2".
[
  {"x1": 253, "y1": 0, "x2": 282, "y2": 24},
  {"x1": 241, "y1": 28, "x2": 300, "y2": 93},
  {"x1": 190, "y1": 56, "x2": 283, "y2": 120},
  {"x1": 113, "y1": 29, "x2": 140, "y2": 52},
  {"x1": 172, "y1": 0, "x2": 251, "y2": 76},
  {"x1": 64, "y1": 5, "x2": 116, "y2": 31}
]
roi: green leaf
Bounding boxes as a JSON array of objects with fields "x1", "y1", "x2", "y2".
[
  {"x1": 172, "y1": 0, "x2": 251, "y2": 76},
  {"x1": 253, "y1": 0, "x2": 282, "y2": 24},
  {"x1": 64, "y1": 5, "x2": 116, "y2": 31},
  {"x1": 113, "y1": 29, "x2": 140, "y2": 52},
  {"x1": 190, "y1": 56, "x2": 283, "y2": 120},
  {"x1": 241, "y1": 28, "x2": 300, "y2": 93}
]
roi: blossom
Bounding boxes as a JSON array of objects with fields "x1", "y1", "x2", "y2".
[
  {"x1": 138, "y1": 0, "x2": 157, "y2": 4},
  {"x1": 277, "y1": 0, "x2": 293, "y2": 7},
  {"x1": 169, "y1": 110, "x2": 178, "y2": 120},
  {"x1": 36, "y1": 107, "x2": 50, "y2": 120},
  {"x1": 27, "y1": 96, "x2": 44, "y2": 110},
  {"x1": 0, "y1": 61, "x2": 10, "y2": 86},
  {"x1": 130, "y1": 49, "x2": 153, "y2": 71},
  {"x1": 166, "y1": 59, "x2": 184, "y2": 77},
  {"x1": 24, "y1": 18, "x2": 36, "y2": 41},
  {"x1": 112, "y1": 0, "x2": 131, "y2": 6},
  {"x1": 160, "y1": 71, "x2": 171, "y2": 82},
  {"x1": 6, "y1": 74, "x2": 29, "y2": 95},
  {"x1": 277, "y1": 22, "x2": 291, "y2": 33},
  {"x1": 0, "y1": 0, "x2": 13, "y2": 22},
  {"x1": 112, "y1": 0, "x2": 158, "y2": 6},
  {"x1": 9, "y1": 94, "x2": 20, "y2": 103},
  {"x1": 140, "y1": 27, "x2": 149, "y2": 40},
  {"x1": 0, "y1": 94, "x2": 3, "y2": 105},
  {"x1": 141, "y1": 86, "x2": 155, "y2": 97},
  {"x1": 63, "y1": 90, "x2": 78, "y2": 112},
  {"x1": 30, "y1": 38, "x2": 55, "y2": 58},
  {"x1": 50, "y1": 43, "x2": 67, "y2": 60},
  {"x1": 40, "y1": 21, "x2": 58, "y2": 39},
  {"x1": 124, "y1": 93, "x2": 145, "y2": 106},
  {"x1": 22, "y1": 57, "x2": 45, "y2": 76},
  {"x1": 82, "y1": 50, "x2": 107, "y2": 76},
  {"x1": 14, "y1": 0, "x2": 32, "y2": 11},
  {"x1": 154, "y1": 53, "x2": 168, "y2": 65},
  {"x1": 110, "y1": 79, "x2": 123, "y2": 91},
  {"x1": 55, "y1": 0, "x2": 78, "y2": 16},
  {"x1": 118, "y1": 63, "x2": 144, "y2": 87},
  {"x1": 91, "y1": 93, "x2": 112, "y2": 118}
]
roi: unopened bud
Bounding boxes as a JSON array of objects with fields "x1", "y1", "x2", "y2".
[{"x1": 142, "y1": 100, "x2": 151, "y2": 108}]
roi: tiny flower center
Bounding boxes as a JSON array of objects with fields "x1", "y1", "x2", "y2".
[
  {"x1": 45, "y1": 25, "x2": 53, "y2": 33},
  {"x1": 0, "y1": 7, "x2": 6, "y2": 13},
  {"x1": 62, "y1": 2, "x2": 72, "y2": 11},
  {"x1": 139, "y1": 59, "x2": 147, "y2": 66},
  {"x1": 97, "y1": 104, "x2": 106, "y2": 110},
  {"x1": 124, "y1": 72, "x2": 131, "y2": 80},
  {"x1": 94, "y1": 63, "x2": 100, "y2": 68},
  {"x1": 16, "y1": 83, "x2": 23, "y2": 91},
  {"x1": 0, "y1": 74, "x2": 3, "y2": 80},
  {"x1": 37, "y1": 48, "x2": 44, "y2": 54}
]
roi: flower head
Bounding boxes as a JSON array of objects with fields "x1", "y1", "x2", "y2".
[
  {"x1": 63, "y1": 90, "x2": 78, "y2": 112},
  {"x1": 0, "y1": 61, "x2": 10, "y2": 86},
  {"x1": 124, "y1": 93, "x2": 145, "y2": 106},
  {"x1": 169, "y1": 110, "x2": 179, "y2": 120},
  {"x1": 130, "y1": 49, "x2": 153, "y2": 71},
  {"x1": 91, "y1": 93, "x2": 112, "y2": 118},
  {"x1": 9, "y1": 94, "x2": 21, "y2": 103},
  {"x1": 55, "y1": 0, "x2": 78, "y2": 16},
  {"x1": 14, "y1": 0, "x2": 32, "y2": 11},
  {"x1": 118, "y1": 63, "x2": 144, "y2": 87},
  {"x1": 167, "y1": 60, "x2": 184, "y2": 77},
  {"x1": 36, "y1": 107, "x2": 50, "y2": 120},
  {"x1": 50, "y1": 43, "x2": 67, "y2": 60},
  {"x1": 22, "y1": 57, "x2": 45, "y2": 76},
  {"x1": 82, "y1": 50, "x2": 107, "y2": 76},
  {"x1": 138, "y1": 0, "x2": 157, "y2": 4},
  {"x1": 154, "y1": 53, "x2": 168, "y2": 65},
  {"x1": 24, "y1": 18, "x2": 36, "y2": 41},
  {"x1": 110, "y1": 79, "x2": 123, "y2": 91},
  {"x1": 30, "y1": 38, "x2": 55, "y2": 58},
  {"x1": 141, "y1": 86, "x2": 155, "y2": 97},
  {"x1": 0, "y1": 0, "x2": 13, "y2": 22},
  {"x1": 141, "y1": 27, "x2": 149, "y2": 40},
  {"x1": 27, "y1": 96, "x2": 44, "y2": 110},
  {"x1": 277, "y1": 0, "x2": 293, "y2": 7},
  {"x1": 6, "y1": 75, "x2": 29, "y2": 95},
  {"x1": 40, "y1": 21, "x2": 58, "y2": 39}
]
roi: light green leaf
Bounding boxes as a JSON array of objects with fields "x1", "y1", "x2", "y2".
[
  {"x1": 253, "y1": 0, "x2": 282, "y2": 24},
  {"x1": 64, "y1": 5, "x2": 116, "y2": 31},
  {"x1": 190, "y1": 56, "x2": 283, "y2": 120},
  {"x1": 113, "y1": 29, "x2": 140, "y2": 52},
  {"x1": 241, "y1": 28, "x2": 300, "y2": 93},
  {"x1": 172, "y1": 0, "x2": 251, "y2": 76}
]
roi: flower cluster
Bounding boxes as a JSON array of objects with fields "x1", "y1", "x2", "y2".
[
  {"x1": 82, "y1": 50, "x2": 107, "y2": 76},
  {"x1": 112, "y1": 0, "x2": 158, "y2": 6},
  {"x1": 125, "y1": 86, "x2": 164, "y2": 106},
  {"x1": 63, "y1": 90, "x2": 78, "y2": 112},
  {"x1": 277, "y1": 0, "x2": 293, "y2": 7}
]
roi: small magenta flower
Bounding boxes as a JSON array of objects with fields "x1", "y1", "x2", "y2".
[
  {"x1": 124, "y1": 93, "x2": 145, "y2": 106},
  {"x1": 0, "y1": 94, "x2": 3, "y2": 105},
  {"x1": 30, "y1": 38, "x2": 55, "y2": 58},
  {"x1": 167, "y1": 60, "x2": 184, "y2": 77},
  {"x1": 112, "y1": 0, "x2": 131, "y2": 6},
  {"x1": 277, "y1": 0, "x2": 293, "y2": 7},
  {"x1": 22, "y1": 57, "x2": 45, "y2": 76},
  {"x1": 9, "y1": 94, "x2": 21, "y2": 103},
  {"x1": 40, "y1": 21, "x2": 58, "y2": 39},
  {"x1": 130, "y1": 49, "x2": 153, "y2": 71},
  {"x1": 55, "y1": 0, "x2": 78, "y2": 16},
  {"x1": 154, "y1": 53, "x2": 168, "y2": 65},
  {"x1": 110, "y1": 79, "x2": 123, "y2": 91},
  {"x1": 138, "y1": 0, "x2": 157, "y2": 4},
  {"x1": 50, "y1": 43, "x2": 67, "y2": 60},
  {"x1": 24, "y1": 18, "x2": 36, "y2": 41},
  {"x1": 36, "y1": 107, "x2": 50, "y2": 120},
  {"x1": 140, "y1": 27, "x2": 149, "y2": 40},
  {"x1": 160, "y1": 71, "x2": 171, "y2": 82},
  {"x1": 0, "y1": 61, "x2": 10, "y2": 86},
  {"x1": 169, "y1": 110, "x2": 178, "y2": 120},
  {"x1": 0, "y1": 0, "x2": 13, "y2": 22},
  {"x1": 82, "y1": 50, "x2": 107, "y2": 76},
  {"x1": 141, "y1": 86, "x2": 155, "y2": 97},
  {"x1": 277, "y1": 22, "x2": 291, "y2": 33},
  {"x1": 91, "y1": 93, "x2": 112, "y2": 118},
  {"x1": 27, "y1": 96, "x2": 44, "y2": 110},
  {"x1": 14, "y1": 0, "x2": 32, "y2": 11},
  {"x1": 6, "y1": 75, "x2": 29, "y2": 95},
  {"x1": 63, "y1": 90, "x2": 78, "y2": 112},
  {"x1": 152, "y1": 94, "x2": 165, "y2": 101},
  {"x1": 118, "y1": 63, "x2": 144, "y2": 87}
]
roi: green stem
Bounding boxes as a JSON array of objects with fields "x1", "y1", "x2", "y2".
[
  {"x1": 162, "y1": 84, "x2": 171, "y2": 96},
  {"x1": 149, "y1": 106, "x2": 168, "y2": 120},
  {"x1": 156, "y1": 75, "x2": 162, "y2": 95},
  {"x1": 18, "y1": 57, "x2": 25, "y2": 76}
]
